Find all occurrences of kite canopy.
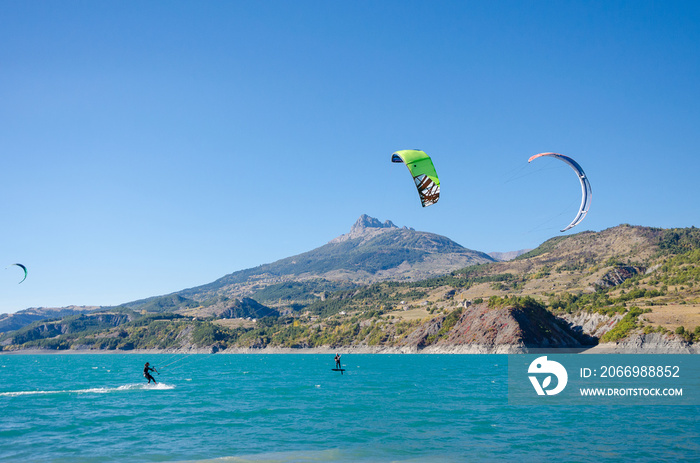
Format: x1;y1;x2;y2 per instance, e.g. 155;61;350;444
12;263;27;284
528;152;592;232
391;150;440;207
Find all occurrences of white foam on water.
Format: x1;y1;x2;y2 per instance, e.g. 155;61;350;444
0;382;175;397
172;448;346;463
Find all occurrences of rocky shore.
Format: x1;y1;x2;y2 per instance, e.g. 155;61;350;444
3;314;697;356
584;332;700;354
2;301;696;356
4;338;697;355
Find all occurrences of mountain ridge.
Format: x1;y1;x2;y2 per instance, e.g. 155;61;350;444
2;221;698;353
175;215;494;303
488;249;533;262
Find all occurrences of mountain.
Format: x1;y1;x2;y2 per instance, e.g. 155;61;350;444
2;215;494;333
398;299;586;352
0;311;135;348
174;214;495;304
488;249;533;261
2;222;698;353
0;306;99;334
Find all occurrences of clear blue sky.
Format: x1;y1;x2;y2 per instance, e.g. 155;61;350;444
1;1;699;313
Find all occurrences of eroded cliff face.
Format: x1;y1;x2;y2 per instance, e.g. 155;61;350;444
594;265;645;289
560;312;623;339
396;302;585;353
400;316;443;349
590;332;699;353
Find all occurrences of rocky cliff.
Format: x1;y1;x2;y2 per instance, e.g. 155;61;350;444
590;332;699;354
395;301;587;353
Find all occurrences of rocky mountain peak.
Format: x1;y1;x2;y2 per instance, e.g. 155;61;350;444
350;214;398;233
331;215;414;243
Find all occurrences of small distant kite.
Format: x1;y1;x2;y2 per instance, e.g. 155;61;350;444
528;152;592;232
391;149;440;207
11;263;28;284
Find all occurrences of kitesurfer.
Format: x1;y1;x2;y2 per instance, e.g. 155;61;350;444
143;362;158;384
334;353;342;369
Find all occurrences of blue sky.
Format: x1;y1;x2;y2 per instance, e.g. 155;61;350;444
1;1;699;313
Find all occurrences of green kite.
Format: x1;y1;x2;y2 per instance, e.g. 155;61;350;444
391;150;440;207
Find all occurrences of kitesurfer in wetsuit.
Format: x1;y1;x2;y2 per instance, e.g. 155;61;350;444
143;362;158;384
334;354;341;369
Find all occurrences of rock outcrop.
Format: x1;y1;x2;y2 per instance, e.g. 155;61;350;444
214;298;278;320
330;214;413;244
594;265;645;288
590;332;699;353
397;302;586;353
560;311;623;339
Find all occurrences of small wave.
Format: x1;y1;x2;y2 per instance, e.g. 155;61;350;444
173;448;346;463
0;383;175;397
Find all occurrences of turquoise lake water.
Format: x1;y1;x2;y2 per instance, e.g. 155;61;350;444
0;354;698;462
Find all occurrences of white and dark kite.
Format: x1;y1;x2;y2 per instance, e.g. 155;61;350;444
528;152;592;232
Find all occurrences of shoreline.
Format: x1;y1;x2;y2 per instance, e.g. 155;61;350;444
2;343;697;355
